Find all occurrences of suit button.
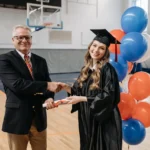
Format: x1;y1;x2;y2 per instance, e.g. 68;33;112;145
32;106;36;112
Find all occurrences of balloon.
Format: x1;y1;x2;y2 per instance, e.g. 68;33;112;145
120;32;147;62
127;62;133;74
118;93;136;120
109;29;125;54
138;96;150;104
109;53;128;81
121;75;132;93
136;33;150;63
121;6;148;33
132;102;150;127
109;44;121;54
128;72;150;100
122;119;146;145
119;86;123;92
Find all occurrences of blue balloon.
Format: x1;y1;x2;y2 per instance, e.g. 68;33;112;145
109;54;128;81
121;6;148;33
120;32;147;62
122;119;146;145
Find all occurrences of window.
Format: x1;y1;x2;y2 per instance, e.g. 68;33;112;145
129;0;148;31
130;0;148;13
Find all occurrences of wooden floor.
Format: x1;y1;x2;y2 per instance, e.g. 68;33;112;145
0;91;150;150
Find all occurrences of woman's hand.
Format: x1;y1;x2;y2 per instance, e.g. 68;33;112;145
66;96;87;104
58;82;71;93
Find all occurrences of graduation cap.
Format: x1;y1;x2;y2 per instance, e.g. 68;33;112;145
91;29;121;62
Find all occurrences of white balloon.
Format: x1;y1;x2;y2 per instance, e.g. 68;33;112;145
120;75;132;93
138;96;150;104
136;33;150;63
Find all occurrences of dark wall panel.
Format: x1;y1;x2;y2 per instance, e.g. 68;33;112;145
0;0;61;9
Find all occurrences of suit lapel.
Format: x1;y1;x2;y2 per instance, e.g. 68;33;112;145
12;50;33;80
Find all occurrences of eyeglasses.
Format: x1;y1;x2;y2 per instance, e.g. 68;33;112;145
13;36;32;41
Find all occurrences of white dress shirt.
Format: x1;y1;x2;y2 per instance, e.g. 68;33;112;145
15;49;31;61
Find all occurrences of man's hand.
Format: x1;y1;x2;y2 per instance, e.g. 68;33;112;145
47;82;62;93
44;98;56;110
57;82;71;93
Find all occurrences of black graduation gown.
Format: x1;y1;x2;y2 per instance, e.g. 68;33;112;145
71;63;122;150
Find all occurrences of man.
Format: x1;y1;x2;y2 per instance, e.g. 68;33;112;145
0;25;60;150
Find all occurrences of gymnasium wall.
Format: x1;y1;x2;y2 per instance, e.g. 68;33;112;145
0;0;145;73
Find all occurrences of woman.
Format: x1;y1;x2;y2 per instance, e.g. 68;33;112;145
60;29;122;150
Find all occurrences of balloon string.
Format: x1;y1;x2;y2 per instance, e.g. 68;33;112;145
128;145;130;150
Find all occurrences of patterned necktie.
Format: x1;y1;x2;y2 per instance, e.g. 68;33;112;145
24;54;33;78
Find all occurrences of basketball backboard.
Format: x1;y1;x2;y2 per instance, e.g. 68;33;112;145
27;1;63;30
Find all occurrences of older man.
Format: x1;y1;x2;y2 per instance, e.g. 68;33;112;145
0;25;59;150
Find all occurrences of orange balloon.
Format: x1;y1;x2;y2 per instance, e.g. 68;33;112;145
118;93;136;120
109;29;125;54
109;44;120;54
132;102;150;127
128;72;150;100
127;62;133;74
110;29;125;41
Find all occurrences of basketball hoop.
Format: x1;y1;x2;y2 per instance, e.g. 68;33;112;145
43;22;53;27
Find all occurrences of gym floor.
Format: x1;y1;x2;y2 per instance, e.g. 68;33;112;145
0;73;149;150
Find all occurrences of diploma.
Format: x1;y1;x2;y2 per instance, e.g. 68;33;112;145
42;99;70;107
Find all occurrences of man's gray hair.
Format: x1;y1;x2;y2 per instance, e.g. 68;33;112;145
12;25;32;37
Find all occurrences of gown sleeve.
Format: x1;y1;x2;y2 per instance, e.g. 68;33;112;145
89;63;120;123
70;77;82;113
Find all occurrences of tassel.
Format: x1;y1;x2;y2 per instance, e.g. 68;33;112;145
115;39;118;62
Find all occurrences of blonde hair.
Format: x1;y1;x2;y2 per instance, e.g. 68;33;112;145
12;25;31;37
77;40;110;90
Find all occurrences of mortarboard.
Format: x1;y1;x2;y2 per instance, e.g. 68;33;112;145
91;29;121;62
